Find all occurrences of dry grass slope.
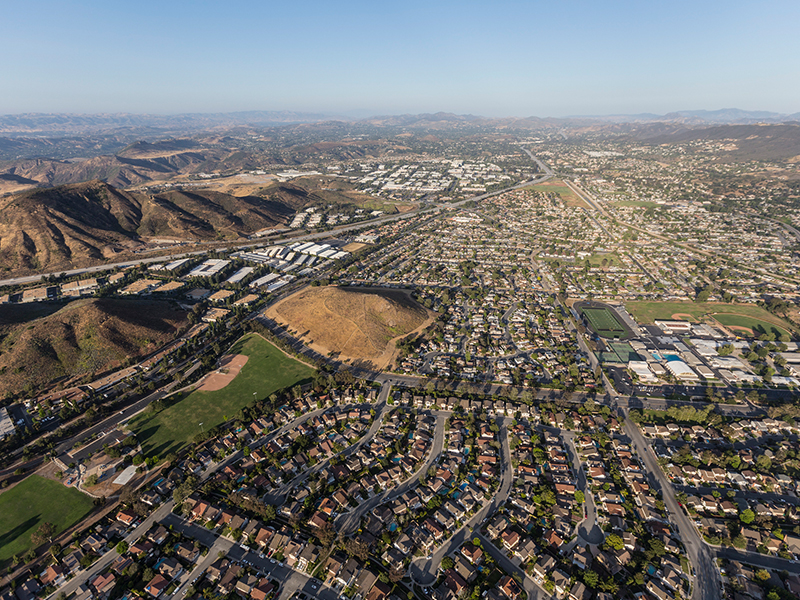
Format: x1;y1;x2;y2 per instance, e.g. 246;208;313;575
0;180;295;276
0;298;187;399
268;286;433;369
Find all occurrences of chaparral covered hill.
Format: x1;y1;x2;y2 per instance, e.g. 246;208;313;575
0;180;294;276
266;286;434;369
0;298;188;400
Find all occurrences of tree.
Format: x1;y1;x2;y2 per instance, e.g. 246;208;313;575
574;490;585;504
739;508;755;524
173;475;199;505
441;556;454;570
754;569;770;582
649;538;666;557
717;344;734;356
605;533;624;551
695;286;712;303
115;541;129;554
31;522;55;546
583;570;599;588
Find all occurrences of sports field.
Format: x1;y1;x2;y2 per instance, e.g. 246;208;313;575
600;341;640;363
611;200;662;209
711;313;791;339
130;334;314;458
530;179;587;207
580;306;630;339
0;475;94;564
626;301;795;339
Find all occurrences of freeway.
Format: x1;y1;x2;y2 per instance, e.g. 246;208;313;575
409;416;514;586
623;413;721;600
0;147;553;291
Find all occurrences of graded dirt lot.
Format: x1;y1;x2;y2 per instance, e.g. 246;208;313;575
198;354;249;391
343;242;370;252
266;285;435;369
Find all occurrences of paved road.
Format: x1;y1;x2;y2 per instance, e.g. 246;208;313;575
335;410;446;536
476;532;555;600
50;499;177;599
623;415;721;600
715;546;800;574
172;536;235;598
266;385;390;504
163;514;337;600
409;416;514;586
559;429;603;546
674;485;799;504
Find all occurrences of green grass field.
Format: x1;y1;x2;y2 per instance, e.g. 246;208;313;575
580;307;629;339
610;200;662;208
130;334;315;458
529;179;585;206
583;252;621;268
0;475;94;564
626;301;796;339
711;313;791;339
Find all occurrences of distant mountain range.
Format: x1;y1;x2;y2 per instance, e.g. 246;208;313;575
0;111;335;136
0;108;796;138
566;108;800;125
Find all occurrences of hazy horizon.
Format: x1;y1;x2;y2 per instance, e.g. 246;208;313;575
2;0;799;117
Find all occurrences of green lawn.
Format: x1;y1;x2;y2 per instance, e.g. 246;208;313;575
711;313;791;339
130;334;315;458
583;252;621;268
0;475;94;564
610;200;662;208
529;179;585;206
580;307;629;339
626;301;796;338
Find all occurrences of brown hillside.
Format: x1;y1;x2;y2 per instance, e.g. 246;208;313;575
0;181;145;274
0;298;187;399
0;180;294;276
267;286;434;369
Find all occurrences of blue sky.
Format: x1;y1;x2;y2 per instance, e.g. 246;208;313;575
2;0;798;117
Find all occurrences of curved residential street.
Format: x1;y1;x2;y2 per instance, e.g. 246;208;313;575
335;411;446;536
409;417;514;586
559;429;604;547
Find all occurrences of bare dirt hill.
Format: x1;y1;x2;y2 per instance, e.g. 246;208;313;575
0;298;187;400
266;286;434;369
